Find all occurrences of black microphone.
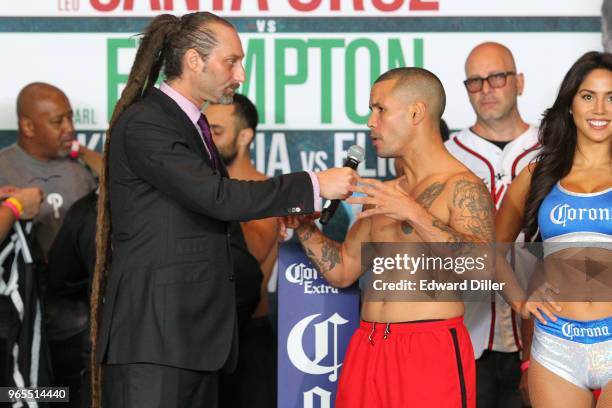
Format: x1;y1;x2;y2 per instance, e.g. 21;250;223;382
320;145;365;225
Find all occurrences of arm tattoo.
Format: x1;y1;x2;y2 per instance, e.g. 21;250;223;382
297;223;317;241
429;179;493;255
432;219;472;255
451;179;495;241
321;241;341;272
402;182;446;235
298;225;342;275
417;182;447;208
432;219;463;242
304;247;320;272
304;241;342;275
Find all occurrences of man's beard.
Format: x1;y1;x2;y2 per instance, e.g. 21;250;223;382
219;144;239;166
217;83;240;105
217;94;234;105
56;148;70;158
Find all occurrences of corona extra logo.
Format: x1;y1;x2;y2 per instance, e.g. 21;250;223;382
287;313;348;381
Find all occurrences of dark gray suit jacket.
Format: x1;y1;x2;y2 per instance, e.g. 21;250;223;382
97;87;313;371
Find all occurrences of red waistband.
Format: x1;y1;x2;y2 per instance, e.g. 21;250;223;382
359;316;464;333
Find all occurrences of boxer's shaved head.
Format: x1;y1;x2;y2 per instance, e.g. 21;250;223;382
374;67;446;120
368;67;447;158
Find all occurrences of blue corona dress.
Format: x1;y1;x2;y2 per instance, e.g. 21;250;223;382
531;182;612;390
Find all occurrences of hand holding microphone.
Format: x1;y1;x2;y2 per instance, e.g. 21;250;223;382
317;145;365;225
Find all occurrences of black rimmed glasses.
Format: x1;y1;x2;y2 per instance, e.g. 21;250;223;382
463;72;516;93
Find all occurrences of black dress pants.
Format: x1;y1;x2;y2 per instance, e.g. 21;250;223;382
102;362;218;408
219;316;276;408
48;330;87;408
476;350;525;408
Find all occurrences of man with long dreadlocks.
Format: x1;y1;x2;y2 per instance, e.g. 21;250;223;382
91;12;357;407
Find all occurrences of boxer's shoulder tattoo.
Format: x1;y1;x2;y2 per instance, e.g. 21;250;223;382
451;178;495;241
401;181;446;235
417;182;447;208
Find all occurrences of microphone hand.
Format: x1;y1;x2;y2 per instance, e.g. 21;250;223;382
317;144;364;225
316;167;358;200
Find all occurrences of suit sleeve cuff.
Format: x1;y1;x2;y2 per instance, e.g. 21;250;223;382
307;171;322;212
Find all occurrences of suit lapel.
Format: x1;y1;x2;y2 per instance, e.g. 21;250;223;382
145;88;217;170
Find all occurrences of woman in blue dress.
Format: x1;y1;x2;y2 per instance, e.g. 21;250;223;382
497;51;612;407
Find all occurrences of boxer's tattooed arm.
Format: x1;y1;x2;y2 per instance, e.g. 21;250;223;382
303;241;342;276
432;219;464;243
401;182;446;235
427;178;494;247
297;223;317;241
451;179;495;241
432;219;474;255
321;242;341;271
296;223;343;275
305;247;318;269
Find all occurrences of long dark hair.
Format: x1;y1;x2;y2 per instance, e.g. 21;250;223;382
523;51;612;237
91;12;233;408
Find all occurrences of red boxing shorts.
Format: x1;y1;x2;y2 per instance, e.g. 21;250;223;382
336;316;475;408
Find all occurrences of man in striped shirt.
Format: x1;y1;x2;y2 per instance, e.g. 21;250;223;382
445;42;540;408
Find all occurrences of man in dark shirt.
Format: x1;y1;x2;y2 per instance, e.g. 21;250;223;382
206;95;277;407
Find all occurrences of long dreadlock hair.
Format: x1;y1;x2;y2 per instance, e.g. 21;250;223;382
90;12;234;407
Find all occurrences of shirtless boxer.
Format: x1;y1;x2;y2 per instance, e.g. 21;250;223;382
286;67;495;408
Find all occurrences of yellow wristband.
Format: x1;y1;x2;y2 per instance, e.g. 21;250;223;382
5;197;23;214
2;200;21;220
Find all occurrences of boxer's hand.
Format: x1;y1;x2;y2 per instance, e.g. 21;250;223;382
316;168;358;200
278;216;295;241
12;187;44;220
279;213;320;241
347;177;415;221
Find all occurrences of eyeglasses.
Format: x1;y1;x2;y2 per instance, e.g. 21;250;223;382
463;72;516;93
